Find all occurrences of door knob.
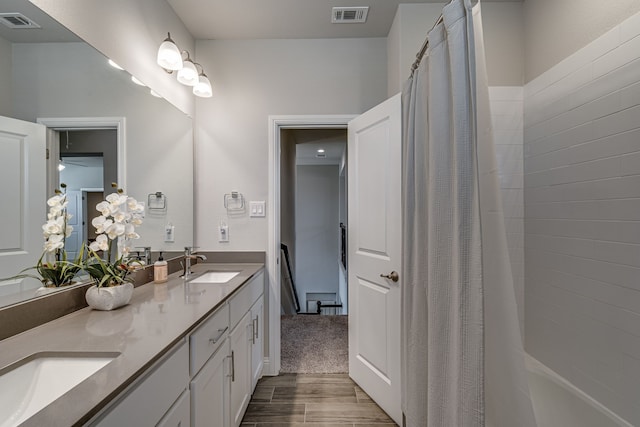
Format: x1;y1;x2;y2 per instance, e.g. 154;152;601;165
380;271;399;282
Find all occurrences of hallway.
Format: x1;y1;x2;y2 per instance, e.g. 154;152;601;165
241;373;398;426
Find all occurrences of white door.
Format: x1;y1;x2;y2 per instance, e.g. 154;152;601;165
0;116;46;295
64;190;84;260
348;93;402;424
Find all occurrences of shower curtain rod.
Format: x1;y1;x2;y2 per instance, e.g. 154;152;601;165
410;14;444;76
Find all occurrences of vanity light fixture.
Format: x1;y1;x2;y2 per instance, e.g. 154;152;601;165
193;71;213;98
157;32;212;97
177;55;199;86
156;32;182;71
317;149;325;153
57;160;65;171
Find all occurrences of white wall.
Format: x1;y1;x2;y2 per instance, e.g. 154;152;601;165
490;87;524;336
524;11;640;424
193;37;387;251
28;0;195;116
524;0;640;82
295;165;339;311
387;2;524;96
60;164;103;190
12;42;194;253
0;36;11;117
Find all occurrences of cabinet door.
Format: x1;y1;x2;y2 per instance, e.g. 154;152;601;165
229;311;251;427
250;295;264;391
190;340;230;427
157;389;190;427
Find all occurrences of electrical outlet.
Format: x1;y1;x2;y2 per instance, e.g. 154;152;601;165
219;224;229;242
164;224;175;242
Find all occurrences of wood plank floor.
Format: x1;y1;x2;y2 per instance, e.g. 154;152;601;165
241;374;398;426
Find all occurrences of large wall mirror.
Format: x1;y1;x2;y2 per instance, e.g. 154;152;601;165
0;0;194;308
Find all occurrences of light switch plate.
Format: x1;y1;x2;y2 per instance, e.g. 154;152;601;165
249;201;266;217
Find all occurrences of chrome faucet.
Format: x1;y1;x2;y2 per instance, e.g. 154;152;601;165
132;246;152;265
181;246;207;279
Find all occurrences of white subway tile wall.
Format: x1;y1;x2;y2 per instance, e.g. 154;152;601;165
490;86;525;337
524;10;640;425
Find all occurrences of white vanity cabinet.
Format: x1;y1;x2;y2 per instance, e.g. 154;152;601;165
190;340;230;427
229;311;252;427
191;269;264;427
250;295;264;390
228;271;264;427
87;269;264;427
88;340;189;427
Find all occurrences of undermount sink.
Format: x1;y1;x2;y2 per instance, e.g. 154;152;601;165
189;271;240;284
0;352;118;427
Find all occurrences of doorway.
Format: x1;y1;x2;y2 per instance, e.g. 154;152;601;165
267;115;355;376
279;128;347;374
39;117;125;259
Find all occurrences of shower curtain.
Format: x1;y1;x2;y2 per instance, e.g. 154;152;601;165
401;0;537;426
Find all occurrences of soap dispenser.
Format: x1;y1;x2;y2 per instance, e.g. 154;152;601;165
154;252;168;284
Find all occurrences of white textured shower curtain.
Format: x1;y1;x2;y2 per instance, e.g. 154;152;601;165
401;0;537;426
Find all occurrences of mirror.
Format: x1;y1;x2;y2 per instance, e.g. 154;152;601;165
0;0;193;308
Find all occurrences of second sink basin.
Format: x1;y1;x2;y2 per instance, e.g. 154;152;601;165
189;271;240;284
0;352;118;427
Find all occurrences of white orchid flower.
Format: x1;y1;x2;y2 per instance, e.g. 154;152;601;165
44;234;64;252
47;195;64;207
131;217;143;226
65;224;73;237
106;193;128;207
92;216;108;233
96;201;112;216
113;211;127;223
89;234;109;252
106;222;125;240
42;219;62;236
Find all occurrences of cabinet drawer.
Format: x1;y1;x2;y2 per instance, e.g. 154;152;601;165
190;304;230;376
157;389;190;427
229;271;264;329
91;340;188;427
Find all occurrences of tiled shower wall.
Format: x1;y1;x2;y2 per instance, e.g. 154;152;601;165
524;11;640;424
489;87;525;336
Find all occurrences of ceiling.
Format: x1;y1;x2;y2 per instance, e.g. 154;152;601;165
291;129;346;165
168;0;521;40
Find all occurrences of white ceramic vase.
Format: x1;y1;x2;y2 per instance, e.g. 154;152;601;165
85;282;134;311
34;286;64;297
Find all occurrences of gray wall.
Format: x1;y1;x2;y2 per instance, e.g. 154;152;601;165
280;130;297;273
0;36;11;117
193;37;387;251
524;0;640;82
295;165;339;311
60;130;117;192
387;2;525;96
524;10;640;424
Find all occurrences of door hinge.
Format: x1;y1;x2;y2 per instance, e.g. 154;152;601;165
46;148;49;160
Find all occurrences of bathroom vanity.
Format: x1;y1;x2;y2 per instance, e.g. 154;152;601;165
0;262;264;427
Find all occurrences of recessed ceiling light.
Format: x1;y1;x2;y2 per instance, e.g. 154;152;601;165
317;149;325;153
108;59;123;70
131;76;146;86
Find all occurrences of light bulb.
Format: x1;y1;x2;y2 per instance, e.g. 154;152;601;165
156;33;183;71
193;73;212;98
177;59;198;86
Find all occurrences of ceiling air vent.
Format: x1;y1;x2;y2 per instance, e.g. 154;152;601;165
332;7;369;24
0;13;41;29
316;153;327;158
